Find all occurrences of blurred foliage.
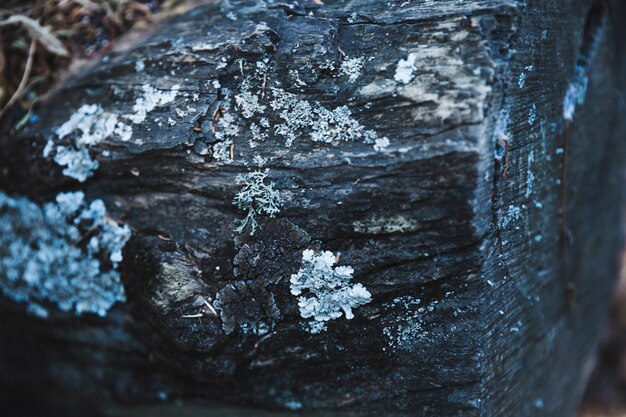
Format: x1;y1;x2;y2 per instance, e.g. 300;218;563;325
0;0;206;126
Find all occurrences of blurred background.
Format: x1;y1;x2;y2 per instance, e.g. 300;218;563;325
578;242;626;417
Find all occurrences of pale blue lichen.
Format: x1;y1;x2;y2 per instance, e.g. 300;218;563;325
45;145;99;183
563;65;589;121
233;170;283;235
339;57;364;83
269;88;378;146
235;80;267;119
0;191;131;317
211;87;240;162
125;84;180;124
216;58;384;153
498;204;524;228
306;321;328;334
43;104;127;182
290;249;372;331
44;84;179;181
527;103;537;126
135;60;145;73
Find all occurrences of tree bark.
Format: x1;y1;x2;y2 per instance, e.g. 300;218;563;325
1;1;625;416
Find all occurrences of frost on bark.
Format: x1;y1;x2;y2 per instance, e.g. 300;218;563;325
1;1;626;416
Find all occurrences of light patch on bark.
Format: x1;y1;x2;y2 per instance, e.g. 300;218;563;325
358;79;397;98
135;60;145;72
353;215;419;234
126;84;180;124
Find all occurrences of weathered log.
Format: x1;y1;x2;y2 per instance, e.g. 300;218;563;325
1;1;625;416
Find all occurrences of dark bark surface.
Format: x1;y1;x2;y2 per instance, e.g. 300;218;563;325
0;1;625;416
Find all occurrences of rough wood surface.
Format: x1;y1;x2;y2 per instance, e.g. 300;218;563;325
0;1;625;416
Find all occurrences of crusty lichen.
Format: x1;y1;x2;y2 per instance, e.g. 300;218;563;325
339;56;364;83
382;296;428;352
44;84;179;181
0;191;131;317
209;57;388;157
233;170;283;235
353;214;419;234
270;87;379;146
290;249;372;332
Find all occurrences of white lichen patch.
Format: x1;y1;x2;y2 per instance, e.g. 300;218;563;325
233;170;283;235
373;137;390;152
270;88;379;147
135;60;145;72
498;204;524;228
359;79;397;99
289;69;307;87
306;321;328;334
252;154;268;166
525;151;535;198
249;122;269;148
54;104;122;145
402;68;491;124
394;52;418;84
45;84;180;181
45;145;99;183
43;104;132;182
518;65;532;89
383;318;424;351
339;56;364;83
353;215;419;234
518;72;527;89
213;110;239;161
0;191;131;317
235;81;267;119
290;249;372;331
126;84;180;124
208;58;387;157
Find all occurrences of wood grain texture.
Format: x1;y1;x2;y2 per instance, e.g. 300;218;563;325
0;1;625;416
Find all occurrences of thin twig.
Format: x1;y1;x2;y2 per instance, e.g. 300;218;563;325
182;313;203;319
0;38;36;119
14;74;52;130
203;299;218;316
